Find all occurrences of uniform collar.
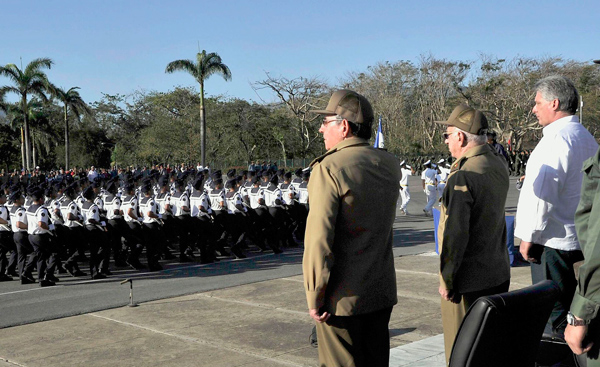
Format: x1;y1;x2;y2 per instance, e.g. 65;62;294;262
310;138;369;167
450;144;494;173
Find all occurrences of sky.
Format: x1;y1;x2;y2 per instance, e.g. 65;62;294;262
1;0;599;106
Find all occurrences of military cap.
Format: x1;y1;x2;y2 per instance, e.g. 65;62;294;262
82;186;95;200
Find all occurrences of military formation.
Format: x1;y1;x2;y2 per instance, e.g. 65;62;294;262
0;166;310;287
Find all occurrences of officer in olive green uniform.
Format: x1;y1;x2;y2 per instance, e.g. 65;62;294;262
565;147;600;362
303;90;401;367
435;104;511;363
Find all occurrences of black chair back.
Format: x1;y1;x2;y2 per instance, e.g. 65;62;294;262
449;280;560;367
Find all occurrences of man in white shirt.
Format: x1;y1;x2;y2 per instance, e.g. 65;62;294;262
515;75;598;338
87;166;98;182
421;160;437;216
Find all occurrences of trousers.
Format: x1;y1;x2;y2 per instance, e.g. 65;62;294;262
441;280;510;363
316;307;393;367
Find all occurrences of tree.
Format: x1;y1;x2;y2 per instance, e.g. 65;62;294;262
50;86;92;169
0;58;53;170
165;50;232;167
253;74;328;159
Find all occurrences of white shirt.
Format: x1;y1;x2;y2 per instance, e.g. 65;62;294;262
87;170;98;182
515;115;598;251
421;168;437;186
400;168;412;186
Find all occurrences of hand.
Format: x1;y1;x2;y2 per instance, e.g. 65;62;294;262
439;286;461;304
565;323;593;355
309;308;331;323
519;241;539;263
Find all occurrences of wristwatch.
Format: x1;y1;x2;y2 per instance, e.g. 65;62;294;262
567;312;591;326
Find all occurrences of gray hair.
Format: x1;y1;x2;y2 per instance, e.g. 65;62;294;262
534;75;579;115
334;114;371;139
456;128;487;146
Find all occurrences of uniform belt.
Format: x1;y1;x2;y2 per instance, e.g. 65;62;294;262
426;184;435;187
439;181;447;184
400;184;408;187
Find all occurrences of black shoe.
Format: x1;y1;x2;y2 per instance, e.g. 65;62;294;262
114;259;128;267
21;276;36;285
179;255;193;263
56;265;67;274
272;247;283;254
76;254;89;262
6;270;19;277
148;263;163;272
102;269;113;276
231;245;246;259
39;279;56;287
184;248;196;258
64;262;78;277
45;274;60;282
91;273;107;280
162;252;176;260
126;259;145;270
0;274;13;282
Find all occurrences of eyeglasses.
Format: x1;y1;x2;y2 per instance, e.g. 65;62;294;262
443;131;459;140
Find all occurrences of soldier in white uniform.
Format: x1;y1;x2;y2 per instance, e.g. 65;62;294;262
26;187;58;287
81;186;109;279
10;191;36;284
399;161;413;215
225;179;248;259
139;181;163;271
121;183;145;270
171;178;194;262
209;174;232;257
189;175;216;263
60;185;87;277
437;160;451;205
0;193;17;281
421;160;438;216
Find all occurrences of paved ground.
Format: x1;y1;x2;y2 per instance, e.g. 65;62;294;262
0;175;530;366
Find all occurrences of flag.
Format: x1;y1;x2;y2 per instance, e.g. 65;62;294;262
374;116;385;149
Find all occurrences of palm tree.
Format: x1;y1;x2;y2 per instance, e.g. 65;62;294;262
50;86;92;169
0;58;53;170
165;50;231;166
5;99;54;169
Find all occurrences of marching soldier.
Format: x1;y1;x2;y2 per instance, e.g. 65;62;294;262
0;193;17;280
138;181;163;271
171;178;194;262
103;180;128;267
224;179;247;259
81;186;109;279
189;175;216;263
121;183;145;270
60;185;87;277
10;191;36;284
26;187;59;287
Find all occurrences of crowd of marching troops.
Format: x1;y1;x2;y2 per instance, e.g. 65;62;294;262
0;166;310;287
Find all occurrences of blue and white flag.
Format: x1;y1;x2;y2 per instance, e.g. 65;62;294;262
374;116;385;149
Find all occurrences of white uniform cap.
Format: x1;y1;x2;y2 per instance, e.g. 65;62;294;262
437;159;445;164
400;160;405;166
424;160;431;166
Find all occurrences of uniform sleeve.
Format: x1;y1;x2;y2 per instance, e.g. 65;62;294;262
37;208;49;225
302;162;339;310
439;171;473;291
571;152;600;320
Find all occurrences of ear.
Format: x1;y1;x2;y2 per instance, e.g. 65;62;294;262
341;119;351;137
550;98;560;111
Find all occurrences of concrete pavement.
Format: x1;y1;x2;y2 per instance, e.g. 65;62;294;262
0;252;533;367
